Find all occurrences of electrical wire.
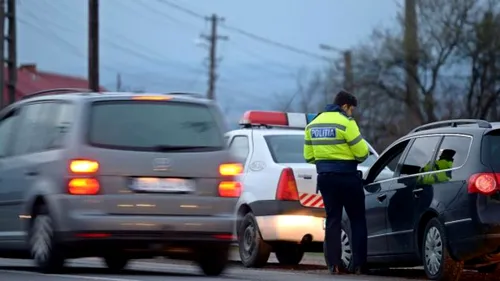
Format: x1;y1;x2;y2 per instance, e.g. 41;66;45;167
156;0;329;61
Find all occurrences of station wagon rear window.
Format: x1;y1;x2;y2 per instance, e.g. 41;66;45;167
264;134;377;166
482;130;500;170
88;101;224;151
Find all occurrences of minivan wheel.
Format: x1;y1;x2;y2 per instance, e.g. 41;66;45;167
29;205;65;273
275;245;304;265
103;255;129;272
197;245;229;276
238;213;271;268
422;218;463;281
323;227;352;271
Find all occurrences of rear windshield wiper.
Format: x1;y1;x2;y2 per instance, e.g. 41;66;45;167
151;145;214;151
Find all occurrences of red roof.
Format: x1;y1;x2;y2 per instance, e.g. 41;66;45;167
3;64;106;104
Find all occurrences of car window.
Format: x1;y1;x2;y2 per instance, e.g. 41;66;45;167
264;135;304;163
367;140;410;183
88;101;224;151
0;110;19;157
46;103;74;149
437;136;470;169
399;136;441;177
229;136;250;165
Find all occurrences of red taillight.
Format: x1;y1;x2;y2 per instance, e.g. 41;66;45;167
70;159;99;174
276;168;299;200
468;173;499;195
68;178;100;195
218;163;243;197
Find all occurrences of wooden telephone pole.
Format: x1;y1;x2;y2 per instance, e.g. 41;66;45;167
201;14;227;100
5;0;16;105
88;0;99;91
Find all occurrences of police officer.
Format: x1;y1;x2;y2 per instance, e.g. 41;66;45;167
303;90;369;275
418;149;456;184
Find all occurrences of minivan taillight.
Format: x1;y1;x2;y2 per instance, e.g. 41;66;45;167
218;163;243;198
468;173;500;195
68;159;100;195
276;168;299;201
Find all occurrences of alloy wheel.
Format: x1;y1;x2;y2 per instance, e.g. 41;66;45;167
424;226;443;276
341;229;352;267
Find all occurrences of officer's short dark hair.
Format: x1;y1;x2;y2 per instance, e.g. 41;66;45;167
333;90;358;107
440;149;456;161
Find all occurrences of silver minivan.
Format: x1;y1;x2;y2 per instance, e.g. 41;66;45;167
0;89;240;276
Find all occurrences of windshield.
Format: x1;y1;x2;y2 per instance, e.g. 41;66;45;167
88;101;224;151
264;134;377;167
482;132;500;170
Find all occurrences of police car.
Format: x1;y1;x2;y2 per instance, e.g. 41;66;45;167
226;110;387;268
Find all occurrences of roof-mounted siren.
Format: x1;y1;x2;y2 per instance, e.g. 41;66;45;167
239;110;319;129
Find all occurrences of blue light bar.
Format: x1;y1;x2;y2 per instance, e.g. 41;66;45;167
306;113;318;123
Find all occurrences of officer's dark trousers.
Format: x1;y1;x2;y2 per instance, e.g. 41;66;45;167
318;172;367;269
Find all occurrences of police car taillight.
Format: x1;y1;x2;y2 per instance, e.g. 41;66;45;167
276;168;299;201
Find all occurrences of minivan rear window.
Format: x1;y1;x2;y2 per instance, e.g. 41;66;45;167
88;101;224;151
482;131;500;169
264;134;377;166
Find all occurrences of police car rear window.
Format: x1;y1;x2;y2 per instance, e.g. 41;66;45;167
88;100;224;151
265;135;305;163
264;134;377;166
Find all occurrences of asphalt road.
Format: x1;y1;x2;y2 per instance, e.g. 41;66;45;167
0;257;496;281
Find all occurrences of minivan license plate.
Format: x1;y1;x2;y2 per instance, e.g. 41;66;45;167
131;178;195;193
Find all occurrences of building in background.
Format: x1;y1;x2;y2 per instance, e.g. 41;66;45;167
2;64;106;104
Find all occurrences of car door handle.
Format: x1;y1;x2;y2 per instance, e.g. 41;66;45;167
413;188;424;193
376;194;387;202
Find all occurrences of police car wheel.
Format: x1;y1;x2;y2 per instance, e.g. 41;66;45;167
323;224;352;271
238;213;271;268
29;204;65;273
422;218;463;281
275;245;304;265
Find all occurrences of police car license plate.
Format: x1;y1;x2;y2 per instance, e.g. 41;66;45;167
323;219;326;230
131;178;195;193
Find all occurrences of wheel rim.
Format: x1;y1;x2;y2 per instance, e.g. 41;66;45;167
341;229;352;267
424;226;443;276
30;215;53;263
241;224;256;259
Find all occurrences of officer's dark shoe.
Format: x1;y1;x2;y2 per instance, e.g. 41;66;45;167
328;265;348;275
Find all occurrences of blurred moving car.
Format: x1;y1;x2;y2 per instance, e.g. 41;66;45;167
225;110;381;268
336;119;500;280
0;88;240;276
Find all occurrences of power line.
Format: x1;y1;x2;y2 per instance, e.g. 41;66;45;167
156;0;328;61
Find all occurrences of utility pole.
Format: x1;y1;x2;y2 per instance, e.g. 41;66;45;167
88;0;99;91
404;0;420;124
116;73;122;91
0;0;5;108
343;50;354;92
319;44;354;92
201;14;228;100
5;0;15;105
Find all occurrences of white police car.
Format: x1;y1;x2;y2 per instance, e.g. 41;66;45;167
226;110;385;268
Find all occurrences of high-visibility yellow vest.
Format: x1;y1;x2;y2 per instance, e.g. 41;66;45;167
417;159;453;184
303;110;369;170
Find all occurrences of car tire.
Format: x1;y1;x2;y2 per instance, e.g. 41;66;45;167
275;245;304;265
29;204;65;273
323;222;353;272
103;255;129;272
197;245;229;276
422;218;463;281
238;213;271;268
